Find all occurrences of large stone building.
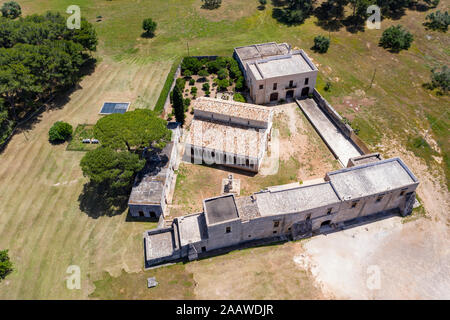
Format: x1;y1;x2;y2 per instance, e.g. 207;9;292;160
183;97;273;172
143;156;419;267
128;123;181;218
234;42;318;104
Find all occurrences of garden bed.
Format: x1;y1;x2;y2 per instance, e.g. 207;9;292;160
66;124;99;152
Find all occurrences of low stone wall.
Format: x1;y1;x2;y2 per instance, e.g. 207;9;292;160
312;89;370;156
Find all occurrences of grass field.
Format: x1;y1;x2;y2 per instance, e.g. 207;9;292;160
0;0;448;299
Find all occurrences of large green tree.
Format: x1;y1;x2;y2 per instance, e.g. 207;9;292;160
0;249;13;280
94;109;172;152
379;25;414;52
1;1;21;19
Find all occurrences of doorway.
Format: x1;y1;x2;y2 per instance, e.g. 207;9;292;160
270;92;278;102
301;87;310;96
286;90;294;99
320;220;332;231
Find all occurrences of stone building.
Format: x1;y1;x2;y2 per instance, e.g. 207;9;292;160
234;42;318;104
143;156;419;267
183;97;273;172
128;123;181;218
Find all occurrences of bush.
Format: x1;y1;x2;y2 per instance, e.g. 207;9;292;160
324;81;332;91
217;68;228;80
182;57;203;74
235;76;245;91
184;98;191;111
233;93;246;102
424;10;449;32
176;78;186;91
190;86;197;94
379;25;414;52
189;78;195;86
142;18;157;37
313;35;330;53
202;82;210;91
201;0;222;10
49;121;73;143
184;69;193;78
154;59;180;114
215;78;229;91
198;69;209;78
429;66;449;94
0;249;13;280
1;1;21;19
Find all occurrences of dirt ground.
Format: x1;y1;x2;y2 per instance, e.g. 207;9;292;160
294;141;450;299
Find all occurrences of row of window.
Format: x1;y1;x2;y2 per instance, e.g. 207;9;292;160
350;188;410;208
190;148;256;168
259;78;309;90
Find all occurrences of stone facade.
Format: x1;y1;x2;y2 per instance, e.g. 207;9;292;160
234;42;318;104
143;157;419;268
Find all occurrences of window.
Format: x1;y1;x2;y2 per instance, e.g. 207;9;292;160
259;84;264;90
201;246;206;253
248;235;251;238
289;80;294;87
273;230;277;234
288;227;291;231
226;226;231;234
400;188;408;196
273;83;277;90
150;211;156;218
139;211;144;217
273;220;280;228
327;208;332;215
306;214;311;220
305;78;309;85
351;201;358;208
245;159;250;167
376;196;383;203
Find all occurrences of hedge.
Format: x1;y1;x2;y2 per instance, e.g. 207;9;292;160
154;58;182;114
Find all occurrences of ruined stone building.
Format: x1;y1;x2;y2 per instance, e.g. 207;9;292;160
183;97;273;172
143;156;419;267
234;42;318;104
128;123;181;218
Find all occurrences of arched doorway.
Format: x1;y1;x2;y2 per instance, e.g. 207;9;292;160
320;220;332;231
270;92;278;102
301;87;310;96
286;90;294;99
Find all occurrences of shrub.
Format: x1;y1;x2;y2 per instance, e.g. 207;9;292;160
379;25;414;52
49;121;73;143
142;18;157;37
181;57;203;74
217;68;228;80
1;1;21;19
205;90;211;96
201;0;222;10
184;69;193;78
233;93;246;102
206;58;227;74
172;85;185;124
215;78;229;91
313;35;330;53
202;82;210;91
324;81;332;91
184;98;191;111
0;249;13;280
155;59;180;114
424;10;449;32
429;66;449;94
198;69;209;78
189;78;195;86
176;78;186;91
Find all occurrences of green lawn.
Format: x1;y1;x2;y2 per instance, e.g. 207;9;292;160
66;124;98;152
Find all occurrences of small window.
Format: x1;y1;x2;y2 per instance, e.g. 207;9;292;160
327;208;332;215
306;214;311;220
245;159;250;166
150;211;156;218
305;78;309;85
273;220;280;228
288;227;291;231
139;211;144;217
289;80;294;87
226;226;231;234
259;84;264;90
273;230;277;234
273;83;277;90
201;246;206;253
248;235;251;238
376;196;383;203
351;201;358;208
211;151;215;158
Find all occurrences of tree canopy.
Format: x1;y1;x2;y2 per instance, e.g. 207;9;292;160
201;0;222;10
142;18;157;37
313;35;331;53
172;85;185;124
424;10;449;32
48;121;73;143
1;1;21;19
0;249;13;280
379;25;414;52
94;109;172;152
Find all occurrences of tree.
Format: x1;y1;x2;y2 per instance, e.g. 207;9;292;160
172;85;185;124
202;82;210;91
233;93;246;102
201;0;222;10
424;11;449;32
0;249;13;280
94;109;171;152
379;25;414;52
1;1;21;19
0;99;13;145
429;66;449;94
198;69;209;78
313;35;331;53
273;0;314;25
80;147;145;190
376;0;411;18
181;57;203;75
217;68;228;80
142;18;157;37
48;121;73;142
258;0;267;9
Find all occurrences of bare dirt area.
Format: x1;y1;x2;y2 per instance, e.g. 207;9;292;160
295;140;450;299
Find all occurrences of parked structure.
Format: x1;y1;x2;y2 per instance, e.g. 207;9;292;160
183;97;273;172
234;42;318;104
128;123;181;218
143;156;419;267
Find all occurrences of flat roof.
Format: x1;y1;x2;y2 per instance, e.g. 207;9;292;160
204;195;239;225
178;213;208;246
235;42;291;62
249;54;313;80
187;119;266;158
255;182;340;216
145;230;175;259
235;196;260;220
194;97;272;123
327;158;418;200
